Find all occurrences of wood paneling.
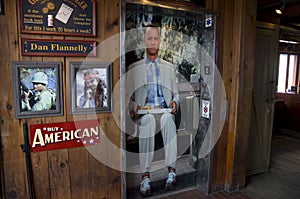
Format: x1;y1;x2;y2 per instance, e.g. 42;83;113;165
209;0;257;193
0;0;28;198
208;0;233;192
0;0;263;197
275;93;300;132
0;0;121;199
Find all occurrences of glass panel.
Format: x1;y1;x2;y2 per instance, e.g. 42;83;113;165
122;2;218;197
277;54;288;92
125;3;216;80
287;55;298;91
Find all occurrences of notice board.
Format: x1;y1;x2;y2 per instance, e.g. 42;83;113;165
18;0;96;36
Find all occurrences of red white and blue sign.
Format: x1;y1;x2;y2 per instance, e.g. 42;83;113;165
30;120;100;152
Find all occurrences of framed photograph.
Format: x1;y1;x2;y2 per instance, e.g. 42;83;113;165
12;62;63;118
70;62;112;114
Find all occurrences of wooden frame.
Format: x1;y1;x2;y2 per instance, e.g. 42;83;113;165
70;62;112;114
277;52;300;93
152;0;205;8
12;61;63;118
18;0;96;36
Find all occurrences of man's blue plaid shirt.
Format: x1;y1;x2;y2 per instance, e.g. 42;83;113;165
145;58;167;108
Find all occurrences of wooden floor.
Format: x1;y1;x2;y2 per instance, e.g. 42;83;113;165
241;131;300;199
148;131;300;199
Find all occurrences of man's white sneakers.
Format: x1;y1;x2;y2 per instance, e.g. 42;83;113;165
140;176;151;197
165;171;176;189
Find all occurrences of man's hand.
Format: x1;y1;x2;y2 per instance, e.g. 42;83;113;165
85;89;93;100
169;101;177;114
23;91;32;110
133;104;141;119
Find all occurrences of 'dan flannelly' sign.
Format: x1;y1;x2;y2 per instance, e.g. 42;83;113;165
30;120;100;152
19;0;96;36
21;38;96;56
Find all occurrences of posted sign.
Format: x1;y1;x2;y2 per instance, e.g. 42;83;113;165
30;120;100;152
19;0;96;36
21;38;96;57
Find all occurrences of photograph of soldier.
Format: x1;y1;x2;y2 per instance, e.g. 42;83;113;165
21;71;56;111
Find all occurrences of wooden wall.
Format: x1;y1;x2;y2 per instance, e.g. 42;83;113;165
0;0;121;199
275;93;300;132
208;0;257;193
0;0;260;198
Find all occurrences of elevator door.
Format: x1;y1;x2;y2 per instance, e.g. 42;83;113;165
121;1;217;198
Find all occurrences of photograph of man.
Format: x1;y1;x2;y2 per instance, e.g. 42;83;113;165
127;24;180;197
78;69;107;108
22;71;56;111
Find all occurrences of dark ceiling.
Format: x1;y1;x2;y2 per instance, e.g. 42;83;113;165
257;0;300;41
257;0;300;29
257;0;300;31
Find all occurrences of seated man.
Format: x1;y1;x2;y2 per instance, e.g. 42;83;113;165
127;24;179;197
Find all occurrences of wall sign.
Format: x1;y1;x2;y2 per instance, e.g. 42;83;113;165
201;100;210;119
21;38;96;56
18;0;96;36
30;120;101;152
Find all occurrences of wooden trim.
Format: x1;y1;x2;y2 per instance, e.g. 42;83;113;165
285;54;291;90
225;0;257;191
209;0;257;193
296;56;300;87
126;0;216;15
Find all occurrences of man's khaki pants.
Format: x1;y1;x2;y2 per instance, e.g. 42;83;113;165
138;113;177;173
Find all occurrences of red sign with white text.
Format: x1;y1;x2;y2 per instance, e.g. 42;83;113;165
30;120;100;152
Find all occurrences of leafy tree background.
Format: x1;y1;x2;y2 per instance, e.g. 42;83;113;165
125;3;215;82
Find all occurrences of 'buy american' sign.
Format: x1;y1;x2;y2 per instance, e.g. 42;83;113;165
30;120;100;152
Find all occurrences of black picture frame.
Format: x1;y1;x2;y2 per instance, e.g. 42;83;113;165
12;61;63;118
70;62;112;114
0;0;4;15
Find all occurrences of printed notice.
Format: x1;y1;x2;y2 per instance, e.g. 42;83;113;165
20;0;95;36
55;3;73;24
201;100;210;119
